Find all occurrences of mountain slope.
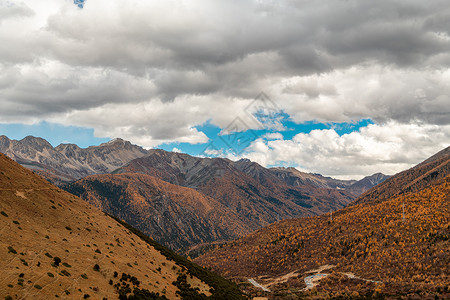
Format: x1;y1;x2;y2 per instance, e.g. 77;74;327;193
0;136;148;183
195;148;450;299
60;149;359;253
354;145;449;205
63;173;249;251
116;150;356;225
0;153;245;299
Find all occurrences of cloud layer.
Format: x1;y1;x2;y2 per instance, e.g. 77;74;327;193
1;0;449;177
239;121;450;179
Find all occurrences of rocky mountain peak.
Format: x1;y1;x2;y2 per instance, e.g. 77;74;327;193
55;143;81;151
19;135;53;151
0;135;11;147
104;137;126;145
237;158;251;163
96;138;133;149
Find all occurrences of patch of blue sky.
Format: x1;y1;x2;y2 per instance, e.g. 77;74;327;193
0;121;109;148
280;117;374;139
74;0;85;9
159;118;375;157
0;117;374;156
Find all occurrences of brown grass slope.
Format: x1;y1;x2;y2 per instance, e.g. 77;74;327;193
196;151;450;298
0;153;245;299
63;173;249;252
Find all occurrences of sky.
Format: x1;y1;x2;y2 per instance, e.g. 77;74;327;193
0;0;449;179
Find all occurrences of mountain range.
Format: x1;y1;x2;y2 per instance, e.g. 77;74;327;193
65;148;388;252
1;135;389;252
0;136;388;195
0;152;245;299
196;146;450;299
0;136;148;183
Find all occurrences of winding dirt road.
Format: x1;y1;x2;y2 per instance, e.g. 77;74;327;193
248;278;271;292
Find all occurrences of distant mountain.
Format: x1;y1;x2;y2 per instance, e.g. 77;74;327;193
268;167;390;196
0;153;245;299
114;149;237;188
63;173;249;252
114;150;357;225
345;172;390;196
0;136;148;183
0;135;387;195
195;146;450;299
268;166;356;189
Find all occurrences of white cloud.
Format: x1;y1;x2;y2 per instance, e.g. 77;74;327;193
263;132;283;140
239;122;450;179
48;97;212;148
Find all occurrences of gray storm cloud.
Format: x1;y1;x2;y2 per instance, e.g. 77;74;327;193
1;1;450;118
0;0;449;176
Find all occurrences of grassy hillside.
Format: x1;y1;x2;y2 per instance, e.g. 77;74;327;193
0;153;245;299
